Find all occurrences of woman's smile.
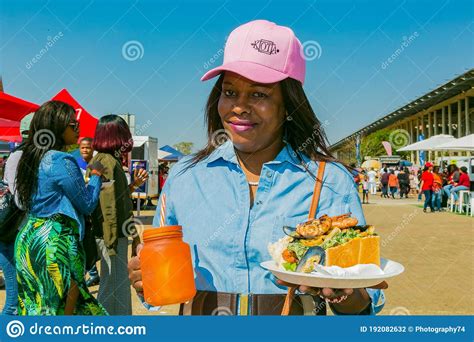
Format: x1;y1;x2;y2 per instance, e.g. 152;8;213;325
227;119;257;133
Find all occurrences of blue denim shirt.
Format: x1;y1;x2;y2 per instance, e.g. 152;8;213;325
152;141;385;314
29;150;102;240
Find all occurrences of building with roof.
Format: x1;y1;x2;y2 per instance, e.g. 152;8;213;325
330;69;473;165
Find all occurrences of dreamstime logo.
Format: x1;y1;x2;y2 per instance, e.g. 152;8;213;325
300;40;322;61
121;217;144;238
382;209;417;248
122;40;144;61
203;209;240;247
388;129;410;149
211;306;233;316
33;129;56;149
25;31;64;70
203;48;224;70
290;120;330;157
210;129;232;148
381;32;419;70
114;138;134;158
390;306;411;315
6;320;25;338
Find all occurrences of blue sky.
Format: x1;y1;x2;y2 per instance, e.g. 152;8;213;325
1;0;473;150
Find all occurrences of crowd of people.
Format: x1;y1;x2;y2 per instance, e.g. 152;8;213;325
0;102;148;315
353;162;470;213
354;165;416;203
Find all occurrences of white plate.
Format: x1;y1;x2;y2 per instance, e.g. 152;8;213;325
260;258;404;289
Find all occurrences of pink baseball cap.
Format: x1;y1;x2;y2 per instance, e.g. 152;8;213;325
201;20;306;85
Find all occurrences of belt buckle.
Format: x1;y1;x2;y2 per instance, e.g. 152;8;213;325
238;293;250;316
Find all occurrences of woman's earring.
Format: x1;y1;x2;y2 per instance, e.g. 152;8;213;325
286;113;293;121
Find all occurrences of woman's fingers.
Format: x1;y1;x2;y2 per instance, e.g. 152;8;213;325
128;256;143;292
136;243;144;257
298;285;321;296
277;278;367;301
134;281;143;292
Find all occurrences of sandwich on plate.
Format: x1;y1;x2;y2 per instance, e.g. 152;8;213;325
268;213;380;273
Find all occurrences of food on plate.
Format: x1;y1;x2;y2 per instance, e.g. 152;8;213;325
268;213;380;273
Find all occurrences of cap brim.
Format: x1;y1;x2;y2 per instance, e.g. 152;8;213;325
201;61;289;84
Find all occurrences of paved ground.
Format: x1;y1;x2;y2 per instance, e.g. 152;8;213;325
1;194;472;315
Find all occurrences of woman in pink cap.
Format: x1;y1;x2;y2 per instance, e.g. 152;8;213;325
129;20;386;315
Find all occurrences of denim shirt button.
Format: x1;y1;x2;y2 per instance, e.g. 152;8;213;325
265;171;272;178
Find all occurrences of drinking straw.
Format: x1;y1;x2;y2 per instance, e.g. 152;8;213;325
159;193;166;227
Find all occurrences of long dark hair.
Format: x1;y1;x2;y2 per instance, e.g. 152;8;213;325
16;101;75;209
93;115;133;158
186;74;337;176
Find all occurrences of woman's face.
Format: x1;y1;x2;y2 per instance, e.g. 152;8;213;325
62;117;79;145
217;72;286;153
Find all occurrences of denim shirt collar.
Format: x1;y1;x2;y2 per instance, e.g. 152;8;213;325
206;140;308;171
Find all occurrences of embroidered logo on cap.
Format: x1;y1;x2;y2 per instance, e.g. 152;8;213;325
251;39;279;55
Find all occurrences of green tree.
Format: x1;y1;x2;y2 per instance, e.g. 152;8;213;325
173;142;194;155
361;128;409;159
360;129;391;159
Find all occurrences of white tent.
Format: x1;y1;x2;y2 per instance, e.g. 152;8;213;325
157;150;171;159
397;134;456;151
436;134;474;151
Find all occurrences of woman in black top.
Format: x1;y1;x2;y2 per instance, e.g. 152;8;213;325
397;167;410;199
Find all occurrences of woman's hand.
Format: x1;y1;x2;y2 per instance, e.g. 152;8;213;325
276;279;388;311
88;161;106;177
131;236;141;257
133;168;149;188
128;243;143;293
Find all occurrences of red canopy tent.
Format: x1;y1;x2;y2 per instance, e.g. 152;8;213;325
0;118;21;142
0;92;39;122
0;89;99;142
0;92;39;142
51;89;98;139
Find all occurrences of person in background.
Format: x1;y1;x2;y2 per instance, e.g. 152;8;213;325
431;166;443;212
87;115;147;315
419;162;435;213
450;166;470;204
75;137;101;288
417;168;423;201
361;174;369;204
397;167;410;199
388;170;399;199
367;168;377;195
76;137;94;175
443;164;460;200
158;164;167;194
380;168;389;198
409;169;418;195
0;113;33;315
14;101;107;315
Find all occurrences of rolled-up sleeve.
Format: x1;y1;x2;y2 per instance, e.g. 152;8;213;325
54;154;102;215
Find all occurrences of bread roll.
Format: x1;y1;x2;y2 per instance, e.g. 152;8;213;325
325;236;380;268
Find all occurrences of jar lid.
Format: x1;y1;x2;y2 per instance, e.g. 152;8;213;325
143;225;183;241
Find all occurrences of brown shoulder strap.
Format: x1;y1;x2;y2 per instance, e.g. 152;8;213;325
281;161;326;316
308;161;326;220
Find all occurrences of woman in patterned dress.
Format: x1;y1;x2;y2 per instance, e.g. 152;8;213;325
14;101;107;315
